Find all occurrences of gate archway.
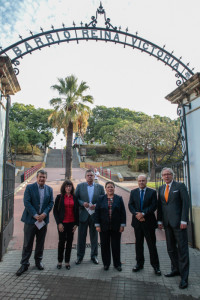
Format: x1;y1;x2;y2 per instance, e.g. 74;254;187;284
0;2;197;249
0;2;194;87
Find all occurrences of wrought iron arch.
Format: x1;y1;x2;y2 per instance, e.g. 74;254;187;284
0;2;194;86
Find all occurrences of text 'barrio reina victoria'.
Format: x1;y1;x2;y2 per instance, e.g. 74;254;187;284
10;28;191;80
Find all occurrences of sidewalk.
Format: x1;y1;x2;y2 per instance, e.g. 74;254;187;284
0;167;199;299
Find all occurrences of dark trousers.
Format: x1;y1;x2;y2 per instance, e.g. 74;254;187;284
100;230;121;267
58;222;74;263
21;223;47;266
77;216;98;259
165;225;189;281
134;224;160;269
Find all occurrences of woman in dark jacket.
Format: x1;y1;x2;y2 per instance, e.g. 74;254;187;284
95;181;126;271
53;180;79;269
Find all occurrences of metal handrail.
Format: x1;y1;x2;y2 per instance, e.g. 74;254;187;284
24;163;43;181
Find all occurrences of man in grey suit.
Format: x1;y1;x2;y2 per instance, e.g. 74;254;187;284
75;169;105;264
16;170;54;276
157;167;189;289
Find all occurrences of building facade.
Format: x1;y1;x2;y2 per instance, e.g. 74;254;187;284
166;73;200;249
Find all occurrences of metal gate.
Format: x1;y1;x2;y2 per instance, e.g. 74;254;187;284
0;162;15;260
0;96;15;261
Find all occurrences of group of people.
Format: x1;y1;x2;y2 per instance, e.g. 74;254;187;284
16;167;190;289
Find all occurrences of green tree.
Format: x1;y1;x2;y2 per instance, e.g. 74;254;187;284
26;130;41;157
49;75;93;179
9;121;28;154
85;105;148;142
121;144;137;165
116;117;181;178
9;103;54;152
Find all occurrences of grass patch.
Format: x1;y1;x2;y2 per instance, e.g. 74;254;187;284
147;181;163;189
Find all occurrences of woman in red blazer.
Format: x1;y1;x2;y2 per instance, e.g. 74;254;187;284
53;180;79;270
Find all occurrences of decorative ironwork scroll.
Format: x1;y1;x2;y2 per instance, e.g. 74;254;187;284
0;2;194;85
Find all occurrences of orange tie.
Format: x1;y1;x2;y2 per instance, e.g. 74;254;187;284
165;184;169;202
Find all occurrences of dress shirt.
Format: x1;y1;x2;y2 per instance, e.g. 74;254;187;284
34;184;46;218
139;188;146;215
87;182;94;203
63;194;75;223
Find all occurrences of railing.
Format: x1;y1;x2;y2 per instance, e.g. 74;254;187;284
85;163;111;180
24;163;43;181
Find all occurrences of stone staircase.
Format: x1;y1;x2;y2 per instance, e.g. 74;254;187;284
46;148;79;168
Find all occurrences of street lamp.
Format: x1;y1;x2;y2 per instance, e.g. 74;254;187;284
60;138;63;168
147;144;151;179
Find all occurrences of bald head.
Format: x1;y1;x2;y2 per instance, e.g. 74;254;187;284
137;174;147;189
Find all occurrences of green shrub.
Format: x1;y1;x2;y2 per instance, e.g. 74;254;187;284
87;149;98;161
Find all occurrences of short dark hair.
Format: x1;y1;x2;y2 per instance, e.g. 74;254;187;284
105;181;115;188
85;169;94;176
60;180;75;196
37;169;47;177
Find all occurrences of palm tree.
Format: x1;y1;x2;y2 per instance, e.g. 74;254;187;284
49;75;93;179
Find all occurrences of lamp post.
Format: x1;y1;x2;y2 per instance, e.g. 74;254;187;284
60;138;63;168
147;144;151;180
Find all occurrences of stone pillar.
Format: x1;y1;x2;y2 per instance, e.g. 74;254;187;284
0;56;20;259
166;73;200;249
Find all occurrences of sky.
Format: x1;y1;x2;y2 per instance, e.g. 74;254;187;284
1;0;200;147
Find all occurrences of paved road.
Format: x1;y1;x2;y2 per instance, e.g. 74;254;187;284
11;167;165;250
1;167;198;299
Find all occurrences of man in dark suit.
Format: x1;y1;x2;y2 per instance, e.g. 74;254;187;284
128;174;161;275
16;170;54;276
75;169;105;265
157;167;189;289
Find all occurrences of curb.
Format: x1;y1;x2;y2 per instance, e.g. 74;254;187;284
14;168;42;194
82;167;131;193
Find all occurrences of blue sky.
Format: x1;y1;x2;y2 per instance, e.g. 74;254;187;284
1;0;200;147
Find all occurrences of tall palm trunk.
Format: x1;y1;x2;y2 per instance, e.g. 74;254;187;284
65;121;73;179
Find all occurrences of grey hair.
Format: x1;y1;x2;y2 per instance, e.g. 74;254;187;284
137;174;147;180
37;169;47;177
161;167;174;177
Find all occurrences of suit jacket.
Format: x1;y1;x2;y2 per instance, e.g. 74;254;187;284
157;181;189;228
21;182;54;224
128;187;157;229
75;182;105;223
53;194;79;226
95;194;126;232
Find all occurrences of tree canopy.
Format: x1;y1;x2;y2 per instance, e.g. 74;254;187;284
9;103;54;155
85;106;181;165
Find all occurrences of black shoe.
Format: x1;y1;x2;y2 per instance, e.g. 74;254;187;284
179;279;188;289
75;258;82;265
115;266;122;272
65;265;71;270
132;264;143;272
57;264;62;269
154;267;162;276
164;270;180;277
104;265;109;271
35;262;44;270
16;265;28;276
91;257;99;264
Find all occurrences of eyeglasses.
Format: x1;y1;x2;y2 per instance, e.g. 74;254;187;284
162;173;172;176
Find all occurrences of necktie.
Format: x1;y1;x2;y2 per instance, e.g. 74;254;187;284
165;184;169;202
140;189;144;210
